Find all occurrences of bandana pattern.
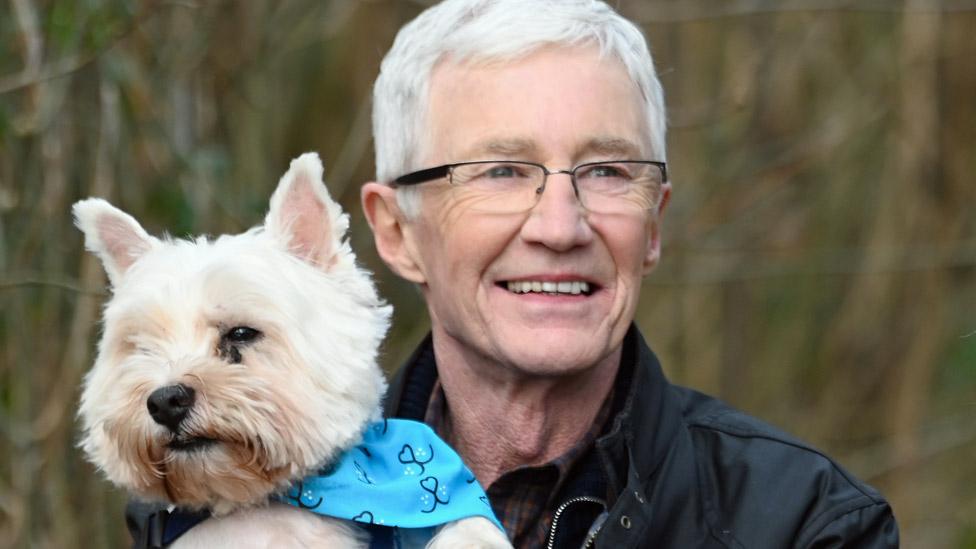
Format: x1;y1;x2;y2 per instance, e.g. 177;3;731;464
277;418;503;542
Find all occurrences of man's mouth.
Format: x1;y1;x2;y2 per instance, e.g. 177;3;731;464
168;436;218;452
503;280;595;296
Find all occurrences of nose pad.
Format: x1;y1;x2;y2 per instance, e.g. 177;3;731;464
534;172;580;201
147;384;195;432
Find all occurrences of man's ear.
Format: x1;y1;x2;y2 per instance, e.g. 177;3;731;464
643;182;672;274
361;182;426;284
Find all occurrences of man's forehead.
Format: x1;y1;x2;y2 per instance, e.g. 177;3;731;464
422;45;651;164
457;136;645;162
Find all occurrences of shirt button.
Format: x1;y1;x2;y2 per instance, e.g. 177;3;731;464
620;515;632;529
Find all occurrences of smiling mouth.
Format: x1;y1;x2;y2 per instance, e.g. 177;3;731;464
503;280;595;296
168;436;218;452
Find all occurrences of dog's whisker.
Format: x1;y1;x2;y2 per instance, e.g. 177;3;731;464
185;372;207;394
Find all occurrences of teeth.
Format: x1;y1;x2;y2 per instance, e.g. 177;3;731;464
506;281;591;295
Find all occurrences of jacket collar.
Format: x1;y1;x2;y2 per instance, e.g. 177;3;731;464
384;325;681;503
595;325;681;499
384;332;437;420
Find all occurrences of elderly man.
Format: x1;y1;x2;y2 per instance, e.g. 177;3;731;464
129;0;898;547
359;0;898;548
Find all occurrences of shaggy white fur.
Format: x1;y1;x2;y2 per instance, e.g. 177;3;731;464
74;153;511;548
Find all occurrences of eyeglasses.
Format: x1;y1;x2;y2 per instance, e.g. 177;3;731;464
392;160;667;214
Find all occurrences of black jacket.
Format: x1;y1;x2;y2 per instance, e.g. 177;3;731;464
128;326;898;548
386;326;899;548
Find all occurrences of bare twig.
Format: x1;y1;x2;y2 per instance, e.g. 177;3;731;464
627;0;976;23
0;55;88;96
326;94;373;201
842;412;976;482
0;0;177;95
0;482;26;549
647;239;976;286
0;274;105;296
10;0;44;82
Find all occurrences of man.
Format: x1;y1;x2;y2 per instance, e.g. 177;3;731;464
130;0;898;547
359;0;898;547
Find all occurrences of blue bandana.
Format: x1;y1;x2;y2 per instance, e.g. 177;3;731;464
276;419;503;546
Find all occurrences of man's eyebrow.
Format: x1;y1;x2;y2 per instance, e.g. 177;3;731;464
461;138;539;159
580;137;643;158
458;136;642;160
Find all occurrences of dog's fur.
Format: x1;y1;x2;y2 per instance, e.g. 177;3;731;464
75;154;510;548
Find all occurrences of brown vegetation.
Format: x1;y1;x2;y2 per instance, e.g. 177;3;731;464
1;1;974;547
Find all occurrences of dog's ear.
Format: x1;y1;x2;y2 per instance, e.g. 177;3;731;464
73;198;158;286
265;152;348;270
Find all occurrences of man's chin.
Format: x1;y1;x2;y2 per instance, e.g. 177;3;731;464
489;334;619;379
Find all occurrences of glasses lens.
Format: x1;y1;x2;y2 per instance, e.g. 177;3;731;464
449;161;545;213
443;160;664;214
573;162;664;212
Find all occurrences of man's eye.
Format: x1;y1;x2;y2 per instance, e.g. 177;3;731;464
483;165;522;178
583;164;629;179
223;326;261;344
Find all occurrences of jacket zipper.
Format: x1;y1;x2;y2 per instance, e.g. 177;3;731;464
546;496;606;549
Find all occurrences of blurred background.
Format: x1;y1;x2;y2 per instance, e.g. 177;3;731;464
1;0;974;547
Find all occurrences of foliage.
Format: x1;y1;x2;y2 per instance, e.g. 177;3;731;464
1;1;974;547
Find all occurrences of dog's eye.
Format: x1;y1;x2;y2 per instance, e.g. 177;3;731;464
224;326;261;344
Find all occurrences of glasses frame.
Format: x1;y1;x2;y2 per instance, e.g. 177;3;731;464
392;159;668;187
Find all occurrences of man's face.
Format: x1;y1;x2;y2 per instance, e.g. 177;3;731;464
400;46;668;377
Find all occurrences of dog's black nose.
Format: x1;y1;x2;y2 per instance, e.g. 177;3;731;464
147;384;195;432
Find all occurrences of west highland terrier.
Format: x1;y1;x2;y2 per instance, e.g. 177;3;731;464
74;153;511;548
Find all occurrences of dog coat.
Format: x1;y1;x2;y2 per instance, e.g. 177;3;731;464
277;418;505;547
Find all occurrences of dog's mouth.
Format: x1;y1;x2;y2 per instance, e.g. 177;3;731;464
167;436;218;452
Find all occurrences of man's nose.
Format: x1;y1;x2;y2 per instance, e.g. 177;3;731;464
519;173;593;251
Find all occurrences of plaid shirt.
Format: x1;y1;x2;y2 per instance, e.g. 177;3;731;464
424;382;613;549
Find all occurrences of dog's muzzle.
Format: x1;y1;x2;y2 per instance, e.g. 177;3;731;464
147;384;195;432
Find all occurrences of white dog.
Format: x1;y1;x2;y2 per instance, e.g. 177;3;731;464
74;153;511;548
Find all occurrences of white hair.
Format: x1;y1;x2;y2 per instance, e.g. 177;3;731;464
372;0;667;216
